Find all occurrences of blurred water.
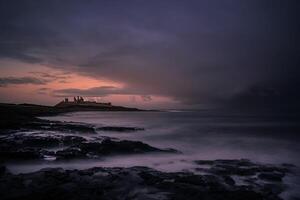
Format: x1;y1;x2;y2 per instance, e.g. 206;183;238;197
6;110;300;199
7;110;300;172
40;110;300;164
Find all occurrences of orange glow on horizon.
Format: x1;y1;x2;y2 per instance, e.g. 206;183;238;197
0;61;178;108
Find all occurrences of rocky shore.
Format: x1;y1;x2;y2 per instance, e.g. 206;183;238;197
0;159;295;200
0;120;296;200
0;123;177;161
0;103;298;199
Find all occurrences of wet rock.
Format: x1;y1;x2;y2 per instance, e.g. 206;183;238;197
210;164;257;176
194;160;215;165
215;159;254;167
53;138;179;160
0;162;292;200
222;175;235;186
281;163;296;168
61;135;87;145
0;134;87;148
54;139;179;160
97;126;145;132
0;132;178;161
0;147;42;160
244;177;259;185
262;183;286;195
24;121;96;133
258;172;284;182
194;159;290;178
21;136;60;147
138;167;277;200
0;165;6;176
19;134;86;147
80;139;178;155
0;133;91;160
174;173;200;184
56;147;85;159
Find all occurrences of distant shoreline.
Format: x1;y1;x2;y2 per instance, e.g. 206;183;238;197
0;102;148;130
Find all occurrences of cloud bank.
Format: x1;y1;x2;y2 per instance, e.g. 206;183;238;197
0;76;48;87
0;0;299;108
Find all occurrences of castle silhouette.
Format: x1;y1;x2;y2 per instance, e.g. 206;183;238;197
55;96;112;108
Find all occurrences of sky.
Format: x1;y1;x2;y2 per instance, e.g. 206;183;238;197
0;0;299;109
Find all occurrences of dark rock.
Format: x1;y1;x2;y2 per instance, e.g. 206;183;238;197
258;172;284;182
0;162;291;200
49;123;96;133
54;139;179;159
19;135;86;147
223;175;235;186
80;139;178;155
244;177;259;185
262;183;286;195
0;132;178;161
281;163;296;168
61;135;87;145
0;147;42;160
174;174;206;186
25;121;96;133
210;164;257;176
97;126;145;132
215;159;254;167
0;134;91;160
194;159;290;179
258;165;289;174
22;136;60;147
56;147;85;159
0;165;6;176
194;160;215;165
0;134;87;148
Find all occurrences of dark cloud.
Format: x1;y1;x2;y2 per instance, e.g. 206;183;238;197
38;87;51;91
0;76;48;87
36;87;51;95
0;0;299;108
227;78;300;109
28;71;71;84
29;72;70;80
0;71;70;87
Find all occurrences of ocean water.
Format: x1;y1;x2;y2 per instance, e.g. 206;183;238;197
6;110;300;198
47;110;300;163
8;110;300;172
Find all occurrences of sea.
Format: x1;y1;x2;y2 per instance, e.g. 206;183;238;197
5;110;300;199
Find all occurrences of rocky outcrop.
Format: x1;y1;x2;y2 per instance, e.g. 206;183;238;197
0;160;294;200
96;126;145;132
194;159;290;177
22;121;96;133
0;132;178;161
55;139;178;159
